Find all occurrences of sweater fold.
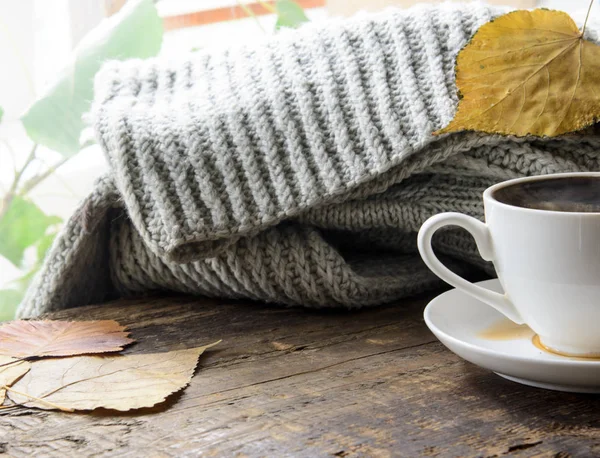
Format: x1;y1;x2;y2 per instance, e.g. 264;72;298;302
91;2;495;263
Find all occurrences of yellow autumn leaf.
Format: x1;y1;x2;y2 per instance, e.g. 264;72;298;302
7;342;220;412
0;356;30;405
436;8;600;137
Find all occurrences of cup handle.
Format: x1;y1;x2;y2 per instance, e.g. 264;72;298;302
418;212;524;324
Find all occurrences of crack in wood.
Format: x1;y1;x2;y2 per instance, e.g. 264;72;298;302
198;340;438;398
202;320;427;370
505;440;543;453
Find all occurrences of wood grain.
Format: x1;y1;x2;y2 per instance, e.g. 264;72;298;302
1;292;599;457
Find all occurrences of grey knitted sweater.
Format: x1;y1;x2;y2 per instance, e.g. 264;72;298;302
17;3;600;318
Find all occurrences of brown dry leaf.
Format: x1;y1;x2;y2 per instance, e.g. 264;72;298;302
436;8;600;137
0;320;134;358
8;342;220;411
0;356;31;404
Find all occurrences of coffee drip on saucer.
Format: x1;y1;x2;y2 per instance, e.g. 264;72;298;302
479;319;600;361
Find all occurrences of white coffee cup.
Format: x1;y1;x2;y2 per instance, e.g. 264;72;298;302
418;172;600;357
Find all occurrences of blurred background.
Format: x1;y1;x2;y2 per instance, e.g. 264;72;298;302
0;0;592;320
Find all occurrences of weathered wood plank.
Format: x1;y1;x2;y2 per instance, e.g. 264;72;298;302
2;293;600;457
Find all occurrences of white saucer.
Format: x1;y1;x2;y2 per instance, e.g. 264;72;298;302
424;279;600;393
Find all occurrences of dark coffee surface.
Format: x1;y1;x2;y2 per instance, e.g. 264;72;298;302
493;176;600;212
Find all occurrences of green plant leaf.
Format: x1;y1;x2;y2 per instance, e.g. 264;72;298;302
0;196;61;267
275;0;309;30
0;106;4;123
0;289;22;322
0;265;40;321
21;0;163;156
1;265;44;321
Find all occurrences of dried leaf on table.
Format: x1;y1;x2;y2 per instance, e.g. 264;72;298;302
0;320;134;358
436;8;600;137
8;342;220;412
0;356;31;404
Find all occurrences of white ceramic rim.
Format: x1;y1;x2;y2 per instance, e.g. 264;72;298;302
423;279;600;367
483;172;600;217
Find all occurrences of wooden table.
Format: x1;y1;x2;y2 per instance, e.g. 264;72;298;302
2;291;599;457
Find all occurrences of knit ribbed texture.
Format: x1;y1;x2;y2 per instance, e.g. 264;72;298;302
17;2;600;318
